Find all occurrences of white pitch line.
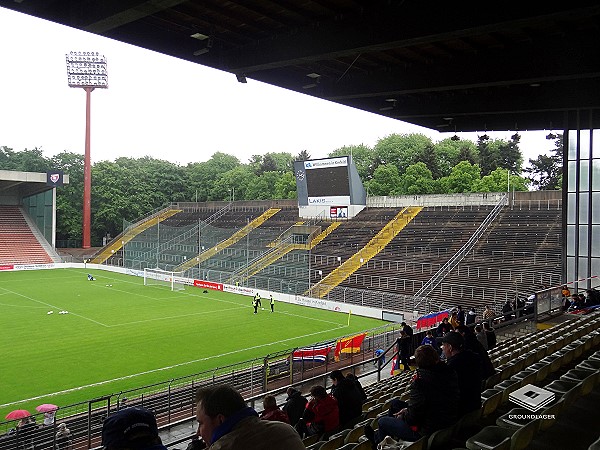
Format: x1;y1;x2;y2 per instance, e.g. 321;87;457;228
0;323;348;408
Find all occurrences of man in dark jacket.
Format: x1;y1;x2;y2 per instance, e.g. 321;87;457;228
455;325;496;381
365;345;459;445
282;388;307;427
329;370;363;427
442;332;483;415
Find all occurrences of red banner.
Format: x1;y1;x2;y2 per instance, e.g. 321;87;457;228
334;333;367;360
193;279;223;291
0;265;14;271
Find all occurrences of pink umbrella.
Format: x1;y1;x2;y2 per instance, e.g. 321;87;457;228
35;404;58;413
5;409;31;420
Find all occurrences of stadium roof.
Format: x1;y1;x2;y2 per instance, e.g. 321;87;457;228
0;170;69;199
2;1;599;132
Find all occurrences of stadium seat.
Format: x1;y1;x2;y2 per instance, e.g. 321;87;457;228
344;425;366;444
589;435;600;450
428;423;457;450
466;419;540;450
303;433;323;446
481;390;503;418
352;440;373;450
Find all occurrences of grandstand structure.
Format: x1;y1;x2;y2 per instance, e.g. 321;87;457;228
0;171;66;266
92;190;562;318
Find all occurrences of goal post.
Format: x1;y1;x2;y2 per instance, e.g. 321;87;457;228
143;268;186;291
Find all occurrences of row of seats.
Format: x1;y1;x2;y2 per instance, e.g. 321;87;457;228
299;312;600;450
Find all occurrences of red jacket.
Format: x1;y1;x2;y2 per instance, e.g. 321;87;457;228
260;406;290;424
305;395;339;432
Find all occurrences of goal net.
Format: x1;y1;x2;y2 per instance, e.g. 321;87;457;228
143;268;186;291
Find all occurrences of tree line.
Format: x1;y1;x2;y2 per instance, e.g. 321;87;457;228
0;132;562;246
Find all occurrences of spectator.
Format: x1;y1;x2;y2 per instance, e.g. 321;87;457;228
295;385;339;438
465;308;476;326
194;385;304;450
561;285;571;299
455;325;495;380
457;306;466;326
397;330;412;372
401;321;414;337
436;317;452;337
474;325;488;351
502;300;513;321
55;423;71;450
585;289;599;307
346;373;367;403
441;332;483;415
420;330;436;347
364;345;459;446
482;305;495;325
449;311;460;329
282;388;307;427
101;407;167;450
483;322;497;350
43;411;55;427
17;417;37;450
329;370;363;427
260;395;289;424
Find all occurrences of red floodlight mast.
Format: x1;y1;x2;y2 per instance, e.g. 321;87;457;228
66;51;108;249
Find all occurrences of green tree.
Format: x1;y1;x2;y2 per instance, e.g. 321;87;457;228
187;152;241;201
373;133;433;174
398;162;436;195
364;164;401;196
274;171;297;199
328;144;374;181
210;165;254;201
295;150;311;161
475;168;528;192
524;133;563;190
497;133;523;173
439;161;481;193
0;146;48;171
50;151;84;242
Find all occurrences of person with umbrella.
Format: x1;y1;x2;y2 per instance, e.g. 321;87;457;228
36;404;58;426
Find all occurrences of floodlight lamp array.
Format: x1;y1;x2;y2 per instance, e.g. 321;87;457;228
66;51;108;88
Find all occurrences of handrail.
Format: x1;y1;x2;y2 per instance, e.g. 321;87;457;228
412;193;508;309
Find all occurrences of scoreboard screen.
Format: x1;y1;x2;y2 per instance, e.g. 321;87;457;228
306;165;350;197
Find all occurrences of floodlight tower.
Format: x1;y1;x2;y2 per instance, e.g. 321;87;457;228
66;51;108;249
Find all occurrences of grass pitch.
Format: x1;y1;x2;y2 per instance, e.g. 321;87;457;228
0;268;385;417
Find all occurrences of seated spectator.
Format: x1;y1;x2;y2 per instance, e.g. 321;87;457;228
346;373;367;403
282;388;307;427
329;370;363;427
194;385;304;450
585;289;599;307
295;385;339;438
364;345;459;446
455;325;495;380
436;317;452;337
260;395;289;423
55;423;71;450
442;332;483;415
101;407;167;450
483;322;497;350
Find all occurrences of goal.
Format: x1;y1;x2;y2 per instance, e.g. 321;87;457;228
143;268;186;291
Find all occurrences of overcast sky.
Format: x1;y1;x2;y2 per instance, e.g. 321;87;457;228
0;7;556;167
